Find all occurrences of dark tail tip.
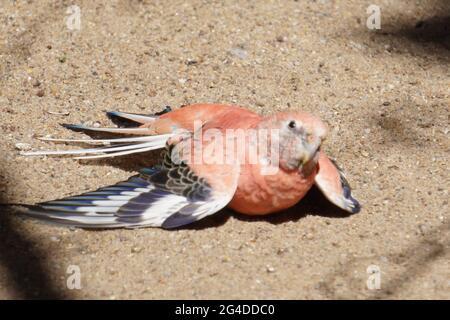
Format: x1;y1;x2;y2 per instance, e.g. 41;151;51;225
60;123;86;132
153;106;172;116
105;111;140;128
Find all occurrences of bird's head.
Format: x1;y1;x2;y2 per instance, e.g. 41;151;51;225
260;112;328;176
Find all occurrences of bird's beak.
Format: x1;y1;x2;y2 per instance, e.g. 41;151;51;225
299;139;321;177
300;149;320;177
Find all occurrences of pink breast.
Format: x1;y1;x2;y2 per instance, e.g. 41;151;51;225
228;164;317;215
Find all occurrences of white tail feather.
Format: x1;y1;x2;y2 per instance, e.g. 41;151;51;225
72;145;165;159
36;134;173;145
21;135;172;158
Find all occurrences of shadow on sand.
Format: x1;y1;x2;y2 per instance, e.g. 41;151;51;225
0;160;67;299
353;1;450;61
181;185;356;231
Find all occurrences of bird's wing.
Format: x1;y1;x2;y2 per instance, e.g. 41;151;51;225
24;135;240;229
314;152;361;213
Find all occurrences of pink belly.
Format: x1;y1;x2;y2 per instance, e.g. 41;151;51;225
228;166;317;215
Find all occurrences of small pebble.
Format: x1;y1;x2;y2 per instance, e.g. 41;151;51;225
229;47;248;59
305;233;314;240
47;110;70;116
185;59;197;65
255;100;265;107
36;89;45;97
131;246;142;253
276;35;287;43
266;265;276;273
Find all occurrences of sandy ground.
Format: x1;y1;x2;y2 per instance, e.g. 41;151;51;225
0;0;449;299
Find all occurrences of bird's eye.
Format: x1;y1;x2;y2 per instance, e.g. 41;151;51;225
288;120;296;129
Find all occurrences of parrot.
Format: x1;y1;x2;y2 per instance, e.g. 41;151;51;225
21;104;360;229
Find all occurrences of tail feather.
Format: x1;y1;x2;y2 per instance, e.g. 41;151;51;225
61;124;151;135
72;144;164;159
21;134;173;158
22;107;176;160
106;111;157;127
105;106;171;127
36;134;172;145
